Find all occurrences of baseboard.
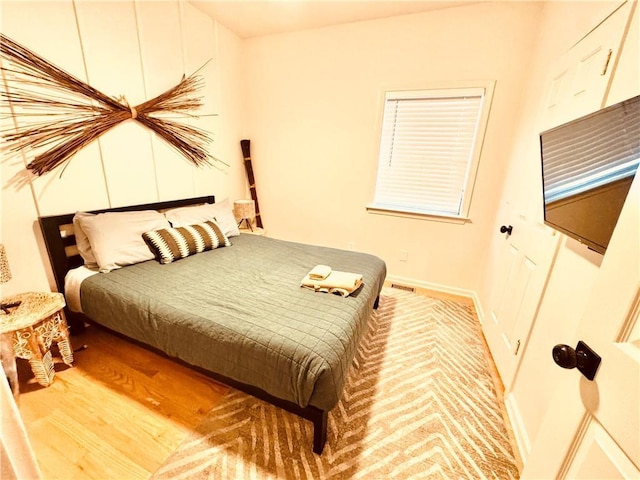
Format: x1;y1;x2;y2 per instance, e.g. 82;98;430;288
470;290;486;325
505;391;531;469
384;274;476;297
385;275;482;310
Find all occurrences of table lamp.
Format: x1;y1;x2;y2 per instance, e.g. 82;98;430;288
0;244;21;314
234;200;256;231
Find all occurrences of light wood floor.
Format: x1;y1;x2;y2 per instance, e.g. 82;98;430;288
15;325;229;479
14;287;521;478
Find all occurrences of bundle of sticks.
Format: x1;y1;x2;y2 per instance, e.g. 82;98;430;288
0;33;225;176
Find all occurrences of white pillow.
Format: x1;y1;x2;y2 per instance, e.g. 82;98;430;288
75;210;170;273
164;199;240;237
73;212;98;269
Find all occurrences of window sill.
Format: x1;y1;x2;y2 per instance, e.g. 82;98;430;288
366;205;471;224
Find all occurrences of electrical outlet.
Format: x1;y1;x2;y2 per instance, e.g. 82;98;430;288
347;241;355;251
399;250;408;262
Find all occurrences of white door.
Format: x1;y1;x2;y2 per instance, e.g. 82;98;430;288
544;0;633;128
485;217;559;389
522;167;640;479
482;0;633;391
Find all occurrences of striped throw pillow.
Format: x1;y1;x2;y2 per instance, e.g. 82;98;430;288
142;220;231;264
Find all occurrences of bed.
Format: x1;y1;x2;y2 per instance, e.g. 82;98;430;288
38;195;386;454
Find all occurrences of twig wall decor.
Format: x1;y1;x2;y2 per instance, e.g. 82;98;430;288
0;33;225;176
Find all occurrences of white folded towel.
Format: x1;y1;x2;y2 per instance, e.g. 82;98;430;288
308;264;332;280
301;270;364;297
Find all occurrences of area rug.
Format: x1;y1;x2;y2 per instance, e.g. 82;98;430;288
152;287;519;479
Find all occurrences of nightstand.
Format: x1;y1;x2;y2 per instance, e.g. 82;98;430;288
239;227;266;236
0;292;74;386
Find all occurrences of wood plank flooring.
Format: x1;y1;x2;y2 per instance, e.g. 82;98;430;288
15;324;229;479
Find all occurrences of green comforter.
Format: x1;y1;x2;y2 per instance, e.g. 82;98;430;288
80;234;386;411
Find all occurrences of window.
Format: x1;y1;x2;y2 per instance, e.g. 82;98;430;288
369;83;494;220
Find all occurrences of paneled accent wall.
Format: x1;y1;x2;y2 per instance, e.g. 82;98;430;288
3;0;223;212
0;0;244;294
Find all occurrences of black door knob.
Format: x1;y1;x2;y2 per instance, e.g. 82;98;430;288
552;344;582;369
500;225;513;235
552;341;602;381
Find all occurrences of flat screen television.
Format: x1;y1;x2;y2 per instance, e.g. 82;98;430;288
540;94;640;254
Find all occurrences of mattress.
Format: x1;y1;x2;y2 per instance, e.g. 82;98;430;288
65;266;97;313
79;234;386;411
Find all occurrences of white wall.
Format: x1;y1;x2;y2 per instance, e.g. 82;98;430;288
0;0;246;296
242;2;544;293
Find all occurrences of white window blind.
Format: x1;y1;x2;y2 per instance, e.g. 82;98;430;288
372;88;487;217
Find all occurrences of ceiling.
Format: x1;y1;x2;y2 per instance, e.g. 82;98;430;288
190;1;479;39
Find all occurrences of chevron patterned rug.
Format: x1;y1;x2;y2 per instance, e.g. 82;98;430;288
152;287;519;479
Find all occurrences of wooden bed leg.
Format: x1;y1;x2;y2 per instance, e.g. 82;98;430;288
374;295;380;310
312;410;328;454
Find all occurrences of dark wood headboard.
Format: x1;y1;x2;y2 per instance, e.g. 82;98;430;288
39;195;215;295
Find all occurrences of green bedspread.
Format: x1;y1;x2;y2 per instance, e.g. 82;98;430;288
80;234;386;411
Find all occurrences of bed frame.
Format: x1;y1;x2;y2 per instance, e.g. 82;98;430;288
38;195;329;454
